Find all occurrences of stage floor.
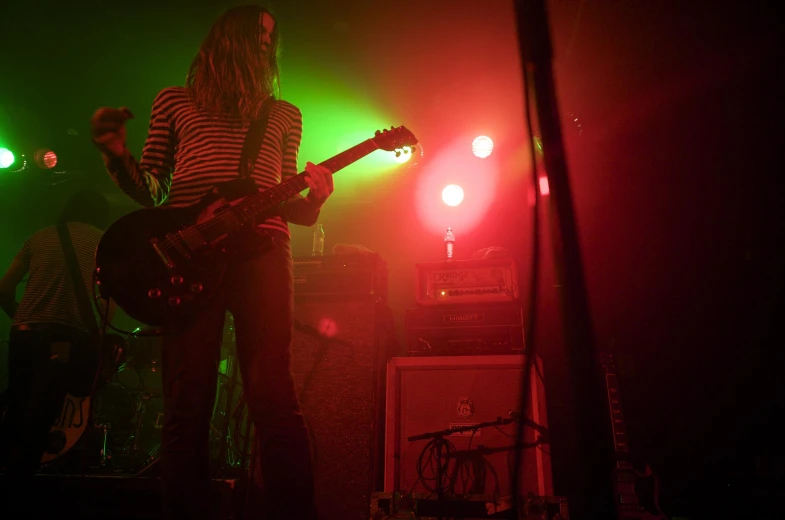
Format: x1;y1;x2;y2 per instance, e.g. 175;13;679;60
0;474;242;519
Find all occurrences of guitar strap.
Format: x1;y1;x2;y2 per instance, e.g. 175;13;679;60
239;96;277;178
56;222;101;342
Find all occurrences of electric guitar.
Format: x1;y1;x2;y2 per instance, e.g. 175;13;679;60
95;126;417;327
601;353;669;520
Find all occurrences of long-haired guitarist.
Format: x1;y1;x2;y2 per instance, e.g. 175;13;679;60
90;5;333;519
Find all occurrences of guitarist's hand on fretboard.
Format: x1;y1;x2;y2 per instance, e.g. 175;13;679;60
302;161;334;207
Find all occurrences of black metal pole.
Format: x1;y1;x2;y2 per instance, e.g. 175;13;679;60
512;1;614;517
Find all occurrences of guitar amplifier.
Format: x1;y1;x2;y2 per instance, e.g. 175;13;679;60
293;253;387;301
415;257;519;307
405;305;525;356
384;355;553;499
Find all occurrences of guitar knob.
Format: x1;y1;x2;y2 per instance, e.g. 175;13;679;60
171;275;184;285
190;283;203;293
168;296;181;307
148;288;162;299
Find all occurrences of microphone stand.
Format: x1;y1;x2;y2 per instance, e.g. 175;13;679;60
512;1;614;518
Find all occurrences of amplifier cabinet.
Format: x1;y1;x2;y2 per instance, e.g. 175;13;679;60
287;297;396;520
406;305;525;356
384;355;553;499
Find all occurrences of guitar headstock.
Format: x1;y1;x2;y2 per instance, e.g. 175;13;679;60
373;126;419;152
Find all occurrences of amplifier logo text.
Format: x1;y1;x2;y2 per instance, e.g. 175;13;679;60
444;314;485;323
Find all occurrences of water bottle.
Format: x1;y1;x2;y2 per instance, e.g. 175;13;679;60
312;223;325;256
444;226;455;260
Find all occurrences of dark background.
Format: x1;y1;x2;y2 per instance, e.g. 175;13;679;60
1;1;783;518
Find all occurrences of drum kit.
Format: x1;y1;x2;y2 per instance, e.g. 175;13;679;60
37;313;252;476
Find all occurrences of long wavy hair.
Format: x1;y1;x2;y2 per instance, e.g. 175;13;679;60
186;4;281;121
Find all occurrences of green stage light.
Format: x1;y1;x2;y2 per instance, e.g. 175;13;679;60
0;147;15;169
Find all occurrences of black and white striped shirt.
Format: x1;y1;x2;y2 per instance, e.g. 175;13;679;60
12;222;103;333
107;86;318;234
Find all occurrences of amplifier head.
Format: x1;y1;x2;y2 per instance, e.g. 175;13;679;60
415;257;519;307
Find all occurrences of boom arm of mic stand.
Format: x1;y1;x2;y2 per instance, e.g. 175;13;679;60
407;415;549;443
407;417;511;442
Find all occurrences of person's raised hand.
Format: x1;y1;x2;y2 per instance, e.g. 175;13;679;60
90;107;134;158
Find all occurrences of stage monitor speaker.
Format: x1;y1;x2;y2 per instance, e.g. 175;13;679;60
289;297;396;520
384;355;553;498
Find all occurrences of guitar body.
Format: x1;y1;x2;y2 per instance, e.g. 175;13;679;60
613;462;668;520
40;394;91;466
96;193;233;327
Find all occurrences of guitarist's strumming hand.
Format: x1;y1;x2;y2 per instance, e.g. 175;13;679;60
90;107;134;159
303;161;334;209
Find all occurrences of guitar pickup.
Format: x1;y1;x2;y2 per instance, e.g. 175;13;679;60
178;229;207;252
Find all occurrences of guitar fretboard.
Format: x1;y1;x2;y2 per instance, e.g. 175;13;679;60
605;372;630;456
235;138;380;218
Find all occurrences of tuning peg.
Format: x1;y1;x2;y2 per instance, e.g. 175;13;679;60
375;130;381;136
411;146;417;154
395;150;401;157
390;125;395;130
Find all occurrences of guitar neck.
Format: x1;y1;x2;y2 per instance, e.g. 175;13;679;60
605;370;631;462
237;138;379;216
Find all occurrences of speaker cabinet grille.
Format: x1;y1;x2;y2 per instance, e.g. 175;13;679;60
384;355;552;497
290;299;394;520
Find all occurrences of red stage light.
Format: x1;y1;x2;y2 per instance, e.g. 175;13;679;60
472;136;494;158
441;184;464;206
34;149;58;169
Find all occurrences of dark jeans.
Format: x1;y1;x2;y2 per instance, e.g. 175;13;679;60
160;233;317;520
0;323;96;508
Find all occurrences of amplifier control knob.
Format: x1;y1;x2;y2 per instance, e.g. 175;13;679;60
148;288;162;299
171;275;184;285
190;283;203;293
168;296;181;307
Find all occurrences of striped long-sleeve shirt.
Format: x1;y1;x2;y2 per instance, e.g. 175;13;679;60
106;86;319;234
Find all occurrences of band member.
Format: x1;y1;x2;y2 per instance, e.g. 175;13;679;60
0;189;112;504
90;5;333;519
